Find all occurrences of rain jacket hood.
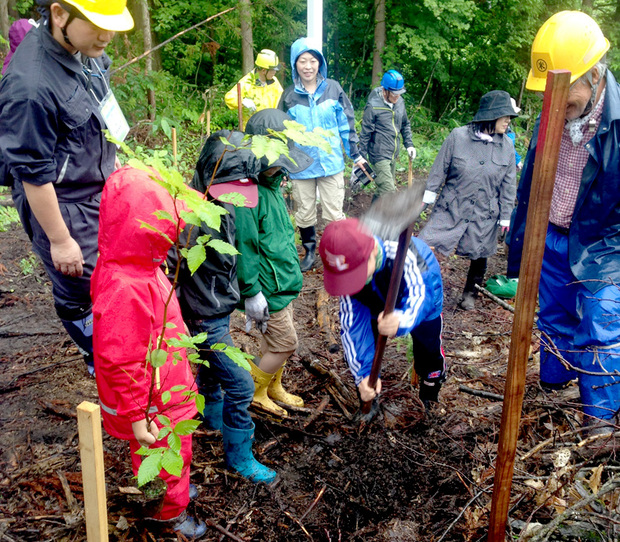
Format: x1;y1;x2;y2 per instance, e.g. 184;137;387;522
290;37;327;88
97;166;185;269
192;130;260;192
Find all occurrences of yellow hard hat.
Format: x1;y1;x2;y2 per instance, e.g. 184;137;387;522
61;0;134;32
527;11;609;92
255;49;280;71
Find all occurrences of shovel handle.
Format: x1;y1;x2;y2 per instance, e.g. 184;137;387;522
360;223;415;414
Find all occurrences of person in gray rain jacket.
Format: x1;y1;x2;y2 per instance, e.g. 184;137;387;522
418;90;518;310
359;69;416;198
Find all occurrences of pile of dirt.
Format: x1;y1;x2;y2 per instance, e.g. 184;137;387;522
0;186;618;542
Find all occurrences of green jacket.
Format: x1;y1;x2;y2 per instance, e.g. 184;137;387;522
235;171;302;313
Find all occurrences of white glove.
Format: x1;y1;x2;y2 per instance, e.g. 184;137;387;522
422;190;437;204
242;98;256;111
354;155;367;165
407;146;417;161
244;292;269;333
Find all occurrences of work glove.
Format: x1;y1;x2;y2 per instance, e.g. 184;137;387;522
499;220;510;242
422;190;437;205
407;146;417;161
244;292;269;333
242;98;257;112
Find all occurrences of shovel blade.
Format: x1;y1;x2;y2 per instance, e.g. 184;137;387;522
360;182;426;241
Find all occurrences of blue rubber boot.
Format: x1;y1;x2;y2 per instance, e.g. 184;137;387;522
222;422;277;484
173;512;207;539
200;399;223;431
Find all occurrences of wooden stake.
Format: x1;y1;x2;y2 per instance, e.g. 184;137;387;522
171;127;177;168
487;70;570;541
206;109;211;137
237;83;243;130
77;401;108;542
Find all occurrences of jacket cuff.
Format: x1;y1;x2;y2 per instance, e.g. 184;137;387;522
423;190;437;204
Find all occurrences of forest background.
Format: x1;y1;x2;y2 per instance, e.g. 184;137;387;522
1;0;619;179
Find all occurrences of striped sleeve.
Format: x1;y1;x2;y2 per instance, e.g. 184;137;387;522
339;295;376;385
382;240;426;335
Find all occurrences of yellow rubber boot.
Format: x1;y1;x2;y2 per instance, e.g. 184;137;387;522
250;362;288;417
268;364;304;407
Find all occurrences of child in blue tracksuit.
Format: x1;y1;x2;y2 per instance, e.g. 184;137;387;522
319;218;446;406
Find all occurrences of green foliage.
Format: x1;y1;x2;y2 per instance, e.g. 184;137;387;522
0;206;19;232
19;252;38;276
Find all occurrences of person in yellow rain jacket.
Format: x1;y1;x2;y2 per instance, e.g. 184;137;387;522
225;49;283;128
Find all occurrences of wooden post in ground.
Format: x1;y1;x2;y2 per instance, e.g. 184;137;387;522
77;401;108;542
171;127;178;168
487;70;570;541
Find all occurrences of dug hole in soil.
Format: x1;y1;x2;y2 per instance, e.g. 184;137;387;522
0;179;618;542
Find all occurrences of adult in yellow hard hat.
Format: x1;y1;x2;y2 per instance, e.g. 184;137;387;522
507;11;620;435
224;49;283;128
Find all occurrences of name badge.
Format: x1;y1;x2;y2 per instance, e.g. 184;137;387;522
99;90;129;143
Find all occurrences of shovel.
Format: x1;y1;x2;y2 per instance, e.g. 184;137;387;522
358;183;426;418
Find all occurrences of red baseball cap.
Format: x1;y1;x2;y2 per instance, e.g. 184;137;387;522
319;218;376;296
208;178;258;208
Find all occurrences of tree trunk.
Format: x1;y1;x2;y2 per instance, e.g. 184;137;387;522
239;0;254;74
581;0;593;13
0;0;9;52
131;0;156;120
371;0;385;87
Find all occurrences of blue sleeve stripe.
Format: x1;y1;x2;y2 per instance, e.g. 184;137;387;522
339;295;363;384
383;241;425;332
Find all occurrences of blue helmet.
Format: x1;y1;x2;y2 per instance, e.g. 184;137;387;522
381;69;406;94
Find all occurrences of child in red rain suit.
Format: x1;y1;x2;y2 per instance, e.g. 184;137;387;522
91;167;205;538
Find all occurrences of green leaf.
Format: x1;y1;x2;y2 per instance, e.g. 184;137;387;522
179;209;202;227
149;348;168;368
170;385;187;392
158;426;171;438
167;432;182;454
153;209;174;222
161;117;172;138
186;244;206;274
206;239;239;256
138;221;173;246
211;344;252;370
174;419;201;436
161;448;184;478
164;322;177;329
161;390;171;405
195;393;205;415
156;414;171;427
137;453;163;487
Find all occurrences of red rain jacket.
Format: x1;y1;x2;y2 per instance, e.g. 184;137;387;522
92;167;197;440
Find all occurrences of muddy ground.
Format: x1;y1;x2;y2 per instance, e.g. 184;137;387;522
0;184;618;542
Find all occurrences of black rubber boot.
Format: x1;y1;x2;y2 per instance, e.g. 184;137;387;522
299;226;316;272
460;258;487;310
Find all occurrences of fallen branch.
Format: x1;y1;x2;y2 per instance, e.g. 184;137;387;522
436;488;487;542
300;484;327;522
283;510;313;540
474;284;514;313
459;385;504;402
317;287;339;352
303;395;331;429
109;8;235;75
206;519;247;542
528;478;620;542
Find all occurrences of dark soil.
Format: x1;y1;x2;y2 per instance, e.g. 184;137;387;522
1;180;618;542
